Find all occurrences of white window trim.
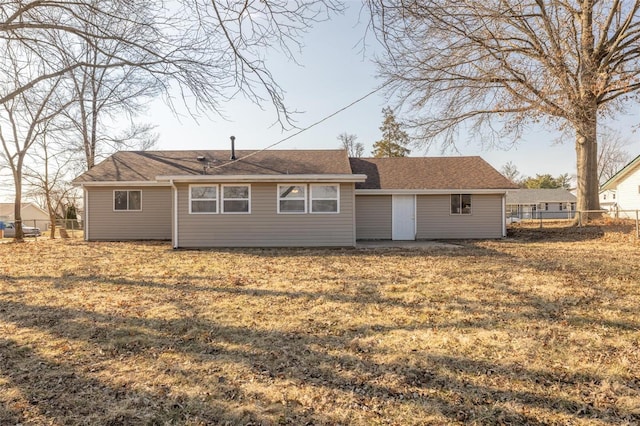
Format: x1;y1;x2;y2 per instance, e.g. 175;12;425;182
277;184;307;214
310;184;340;214
189;184;218;214
113;190;142;212
450;193;472;215
221;184;251;214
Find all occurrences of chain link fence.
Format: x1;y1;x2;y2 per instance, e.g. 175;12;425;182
507;209;640;238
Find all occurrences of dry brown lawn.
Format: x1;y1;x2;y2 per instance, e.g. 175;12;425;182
0;224;639;425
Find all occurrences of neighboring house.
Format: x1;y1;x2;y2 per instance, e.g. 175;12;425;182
72;149;517;247
599;189;617;213
0;202;50;230
600;154;640;218
505;189;577;219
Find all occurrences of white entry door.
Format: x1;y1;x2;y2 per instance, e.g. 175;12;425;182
392;195;415;240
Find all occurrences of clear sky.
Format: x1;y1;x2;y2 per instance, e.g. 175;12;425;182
144;3;640;182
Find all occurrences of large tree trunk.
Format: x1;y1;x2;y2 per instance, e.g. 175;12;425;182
575;113;600;221
574;0;600;222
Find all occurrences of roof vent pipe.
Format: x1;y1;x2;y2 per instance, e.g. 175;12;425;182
230;135;236;160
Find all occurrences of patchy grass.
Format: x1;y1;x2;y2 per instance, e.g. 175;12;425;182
0;229;639;425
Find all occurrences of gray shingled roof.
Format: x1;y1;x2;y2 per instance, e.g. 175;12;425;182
74;150;517;191
506;188;576;204
73;150;354;183
349;157;518;190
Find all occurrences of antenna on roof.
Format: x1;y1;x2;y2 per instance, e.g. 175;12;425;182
230;136;236;160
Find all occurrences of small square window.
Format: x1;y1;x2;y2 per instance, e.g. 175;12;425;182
114;190;141;211
310;185;339;213
451;194;471;215
278;184;306;213
222;185;250;213
190;185;217;214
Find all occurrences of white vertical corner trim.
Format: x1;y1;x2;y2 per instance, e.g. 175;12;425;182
502;194;507;237
84;187;89;241
171;180;178;248
414;194;418;237
352;184;357;247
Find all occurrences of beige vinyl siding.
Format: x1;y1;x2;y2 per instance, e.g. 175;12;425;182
416;194;503;239
86;186;172;240
177;183;355;247
355;195;392;240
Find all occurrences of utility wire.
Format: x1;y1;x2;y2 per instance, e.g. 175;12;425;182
208;81;391;170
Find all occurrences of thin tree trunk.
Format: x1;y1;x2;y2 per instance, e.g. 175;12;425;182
12;161;24;242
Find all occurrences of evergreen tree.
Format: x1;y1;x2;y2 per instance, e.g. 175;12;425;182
372;107;410;158
520;173;573;189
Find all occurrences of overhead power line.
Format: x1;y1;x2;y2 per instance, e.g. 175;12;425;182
209;81;391;170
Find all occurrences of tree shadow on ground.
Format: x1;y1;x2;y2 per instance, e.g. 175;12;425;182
0;297;637;425
0;332;314;425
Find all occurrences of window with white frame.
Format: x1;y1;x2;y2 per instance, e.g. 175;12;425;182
190;185;217;213
310;184;339;213
450;194;471;215
278;184;306;213
114;190;141;211
222;185;250;213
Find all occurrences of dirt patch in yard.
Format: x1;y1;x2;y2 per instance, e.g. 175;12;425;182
0;231;638;424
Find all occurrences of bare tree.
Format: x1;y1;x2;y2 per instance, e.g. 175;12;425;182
24;128;82;240
500;161;522;185
1;0;342;124
367;1;640;216
0;48;70;241
338;132;365;157
598;128;632;185
56;7;161;170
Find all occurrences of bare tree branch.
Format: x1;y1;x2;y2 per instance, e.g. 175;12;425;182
367;0;640;214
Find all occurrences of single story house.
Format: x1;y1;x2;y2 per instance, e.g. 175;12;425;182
0;202;50;230
600;154;640;218
72;149;517;248
505;188;576;220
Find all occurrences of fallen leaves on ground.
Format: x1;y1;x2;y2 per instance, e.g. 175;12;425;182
0;223;639;425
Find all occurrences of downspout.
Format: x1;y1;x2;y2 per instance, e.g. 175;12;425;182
502;193;507;237
171;180;178;249
83;186;89;241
